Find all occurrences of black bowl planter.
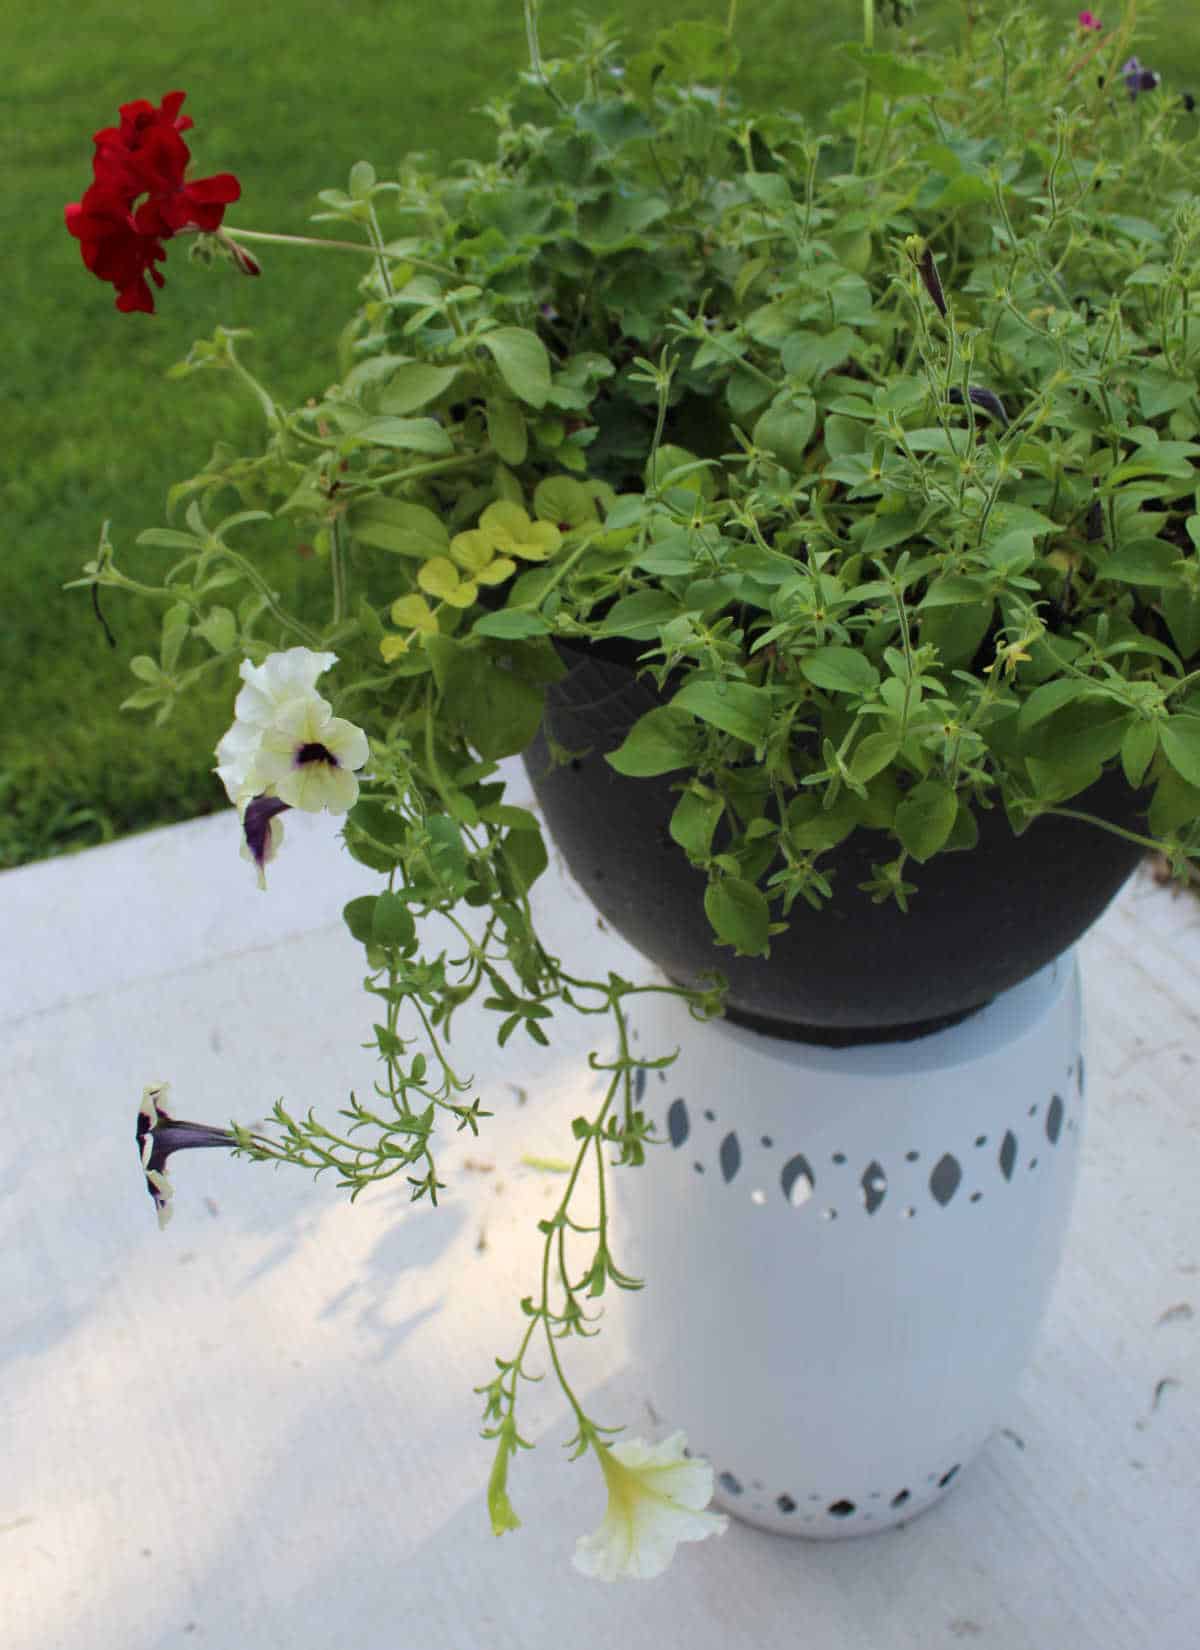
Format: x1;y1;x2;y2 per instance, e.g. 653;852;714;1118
523;645;1148;1045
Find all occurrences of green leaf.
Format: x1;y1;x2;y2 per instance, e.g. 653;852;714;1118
823;413;869;456
501;825;548;894
931;172;992;208
838;44;944;97
893;779;959;862
195;606;237;654
671;678;773;745
573;98;656;149
343;800;411;870
919;600;993;669
669;789;724;862
426;635;545;759
351;499;449;558
1159;715;1200;788
129;655;162;684
161;602;190;672
378;362;461;414
1121;720;1158;789
591;590;682;640
780;328;858;382
1018;678;1096;735
1148;765;1200;834
343;896;379;946
479;328;551;409
704;876;771;957
357;417;454;455
849;731;900;783
578;190;672;249
606;707;700;776
487;397;527;466
801;647;880;696
372;892;416;951
533;476;597;528
1161;586;1200;662
472;610;551;639
348;160;377;200
1098;538;1184;587
752;394;817;474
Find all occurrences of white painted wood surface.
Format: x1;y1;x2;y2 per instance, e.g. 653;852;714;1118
2;761;1197;1649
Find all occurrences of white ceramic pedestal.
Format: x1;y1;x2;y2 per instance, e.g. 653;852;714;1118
615;953;1085;1539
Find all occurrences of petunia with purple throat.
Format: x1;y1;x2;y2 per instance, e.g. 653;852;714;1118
137;1083;236;1227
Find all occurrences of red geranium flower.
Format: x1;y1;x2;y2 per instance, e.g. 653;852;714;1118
64;183;169;314
65;91;243;313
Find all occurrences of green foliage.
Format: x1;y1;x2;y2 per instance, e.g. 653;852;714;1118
85;0;1199;921
54;0;1200;1545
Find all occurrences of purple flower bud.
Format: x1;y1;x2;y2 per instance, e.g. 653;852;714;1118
948;386;1010;428
915;246;947;318
1122;57;1160;99
242;793;291;888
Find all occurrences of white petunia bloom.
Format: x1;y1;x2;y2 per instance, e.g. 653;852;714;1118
252;695;370;814
214;647;339;804
572;1432;729;1581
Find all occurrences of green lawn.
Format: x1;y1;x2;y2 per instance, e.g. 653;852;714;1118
4;0;1196;866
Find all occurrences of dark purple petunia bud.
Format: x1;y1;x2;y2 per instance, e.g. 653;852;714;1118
1122;57;1160;99
948;386;1010;428
241;793;292;889
916;245;948;317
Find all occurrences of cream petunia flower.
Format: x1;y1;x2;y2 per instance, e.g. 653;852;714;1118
214;647;338;804
252;695;370;814
572;1432;729;1581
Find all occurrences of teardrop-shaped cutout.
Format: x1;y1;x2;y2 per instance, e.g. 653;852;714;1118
929;1153;962;1206
719;1131;741;1183
781;1154;815;1207
1045;1094;1064;1145
666;1098;689;1148
999;1130;1018;1181
860;1160;888;1215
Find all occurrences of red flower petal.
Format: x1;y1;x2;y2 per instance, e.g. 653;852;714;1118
67;92;243;313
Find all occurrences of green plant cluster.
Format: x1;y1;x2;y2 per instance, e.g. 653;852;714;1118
74;1;1200;1530
83;5;1200;959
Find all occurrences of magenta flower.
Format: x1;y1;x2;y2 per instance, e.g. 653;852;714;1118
1077;11;1103;31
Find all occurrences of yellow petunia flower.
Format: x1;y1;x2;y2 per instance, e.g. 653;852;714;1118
572;1432;728;1582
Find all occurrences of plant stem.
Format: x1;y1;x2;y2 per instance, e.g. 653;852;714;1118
221;226;455;279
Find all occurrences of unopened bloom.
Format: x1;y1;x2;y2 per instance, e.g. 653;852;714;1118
136;1083;236;1228
1122;57;1160;99
1077;10;1102;30
572;1432;728;1581
240;793;291;889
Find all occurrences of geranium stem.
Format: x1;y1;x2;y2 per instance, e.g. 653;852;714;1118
220;227;454;279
